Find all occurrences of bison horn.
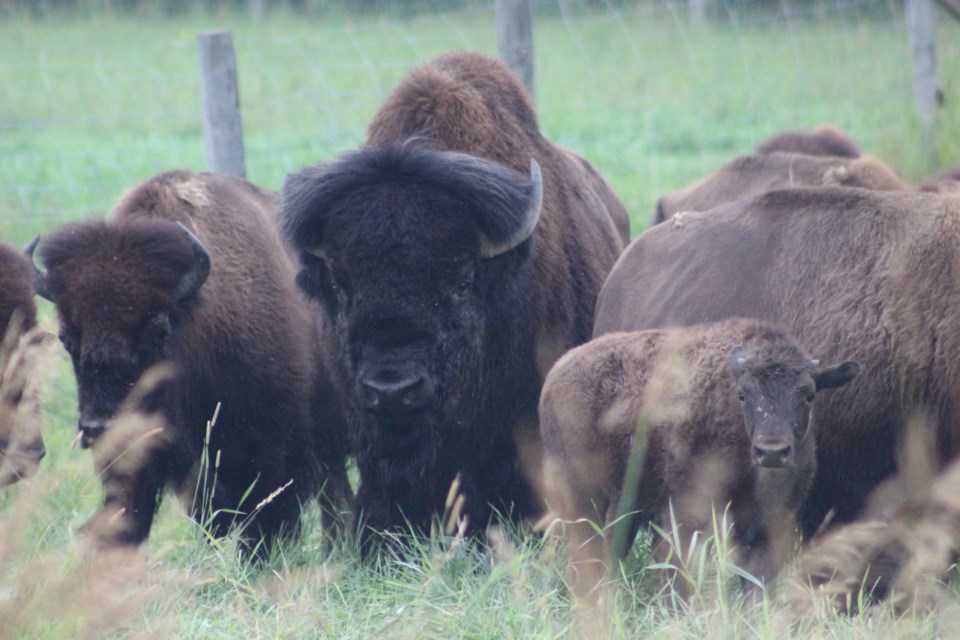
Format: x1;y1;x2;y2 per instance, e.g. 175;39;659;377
173;223;211;301
24;235;54;302
479;159;543;259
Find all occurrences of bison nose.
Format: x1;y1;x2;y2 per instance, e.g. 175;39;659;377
753;442;792;468
78;420;107;449
360;371;433;414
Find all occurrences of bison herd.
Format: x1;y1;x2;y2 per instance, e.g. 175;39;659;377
3;50;960;611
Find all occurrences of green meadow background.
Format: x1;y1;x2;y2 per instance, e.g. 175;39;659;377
1;1;960;637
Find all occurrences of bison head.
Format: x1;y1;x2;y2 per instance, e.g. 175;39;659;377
29;220;210;447
282;145;542;454
728;346;859;468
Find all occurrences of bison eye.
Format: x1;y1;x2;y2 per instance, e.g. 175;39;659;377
806;391;816;403
737;390;745;403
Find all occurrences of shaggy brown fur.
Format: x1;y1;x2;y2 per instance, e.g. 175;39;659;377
653;152;905;224
283;51;627;545
0;242;47;484
34;170;350;551
754;125;863;158
918;166;960;194
541;318;857;602
594;187;960;539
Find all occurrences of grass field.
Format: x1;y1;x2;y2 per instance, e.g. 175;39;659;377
2;2;960;638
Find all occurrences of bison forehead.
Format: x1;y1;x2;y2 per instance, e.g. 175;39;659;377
324;184;481;266
51;264;175;329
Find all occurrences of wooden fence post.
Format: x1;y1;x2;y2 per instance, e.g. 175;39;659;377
905;0;940;142
496;0;534;102
198;30;246;178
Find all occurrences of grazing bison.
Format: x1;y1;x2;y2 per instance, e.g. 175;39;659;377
0;241;49;485
594;186;960;537
652;152;905;225
30;170;350;550
541;318;858;601
282;51;627;545
753;125;863;158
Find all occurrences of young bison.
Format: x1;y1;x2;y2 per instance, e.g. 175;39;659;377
30;170;351;553
540;318;859;602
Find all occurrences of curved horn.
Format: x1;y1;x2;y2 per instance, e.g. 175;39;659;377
24;235;54;302
173;223;211;301
480;160;543;259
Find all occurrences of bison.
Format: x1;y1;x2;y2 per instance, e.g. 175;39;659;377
594;186;960;537
541;318;859;601
0;241;49;485
753;125;863;158
918;166;960;194
29;170;351;551
281;51;627;546
652;152;905;225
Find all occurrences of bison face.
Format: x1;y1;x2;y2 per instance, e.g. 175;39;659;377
729;347;859;469
283;146;542;451
31;221;210;447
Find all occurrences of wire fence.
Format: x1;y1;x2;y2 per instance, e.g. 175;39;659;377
1;0;957;244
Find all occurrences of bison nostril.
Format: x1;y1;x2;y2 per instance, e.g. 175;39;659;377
360;371;432;413
754;443;792;468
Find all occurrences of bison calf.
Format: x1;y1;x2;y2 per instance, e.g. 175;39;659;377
541;318;859;602
30;170;350;553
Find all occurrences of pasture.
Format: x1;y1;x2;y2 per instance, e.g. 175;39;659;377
2;2;960;638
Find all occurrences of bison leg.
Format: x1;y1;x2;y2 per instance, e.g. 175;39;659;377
317;458;354;542
543;456;612;605
87;432;173;547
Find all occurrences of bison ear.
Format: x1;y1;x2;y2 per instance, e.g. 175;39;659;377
24;235;54;302
728;346;749;378
280;161;337;259
814;360;860;391
173;223;211;301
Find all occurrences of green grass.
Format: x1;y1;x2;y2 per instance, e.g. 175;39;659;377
2;3;960;638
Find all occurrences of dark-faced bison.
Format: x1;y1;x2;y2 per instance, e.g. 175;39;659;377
0;241;49;485
594;186;960;537
541;318;858;601
282;51;627;545
652;152;905;225
30;170;350;550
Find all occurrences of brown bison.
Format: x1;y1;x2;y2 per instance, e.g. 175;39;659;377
652;152;905;225
753;125;863;158
918;166;960;194
29;170;350;551
0;241;49;485
281;51;627;546
594;186;960;537
541;318;858;601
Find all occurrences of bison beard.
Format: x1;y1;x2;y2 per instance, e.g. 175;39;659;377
283;52;627;548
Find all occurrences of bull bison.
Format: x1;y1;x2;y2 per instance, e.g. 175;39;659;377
541;318;859;601
0;241;49;485
753;125;863;158
281;51;627;546
652;152;905;225
593;186;960;537
29;170;351;551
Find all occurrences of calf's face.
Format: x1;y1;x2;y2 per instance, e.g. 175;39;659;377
31;221;209;447
728;347;859;468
